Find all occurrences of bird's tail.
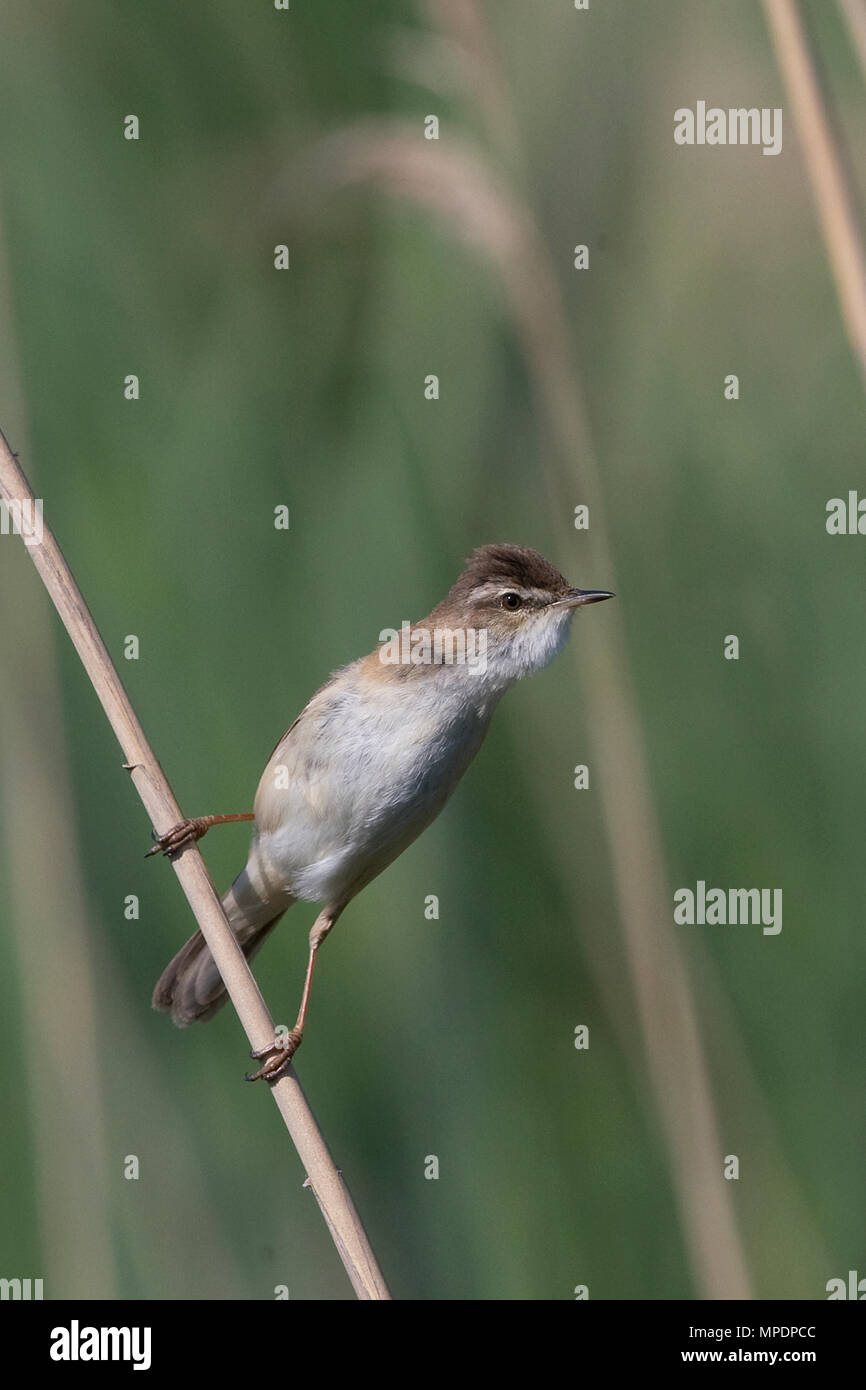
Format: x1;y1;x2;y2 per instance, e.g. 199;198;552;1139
152;858;295;1026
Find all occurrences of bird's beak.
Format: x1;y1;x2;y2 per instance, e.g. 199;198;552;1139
558;588;615;608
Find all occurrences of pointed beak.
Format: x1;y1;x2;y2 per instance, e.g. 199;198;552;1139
558;588;615;609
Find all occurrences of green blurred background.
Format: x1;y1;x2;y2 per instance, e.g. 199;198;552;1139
0;0;864;1300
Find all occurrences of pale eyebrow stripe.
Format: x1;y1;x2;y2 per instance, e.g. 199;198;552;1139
469;583;545;603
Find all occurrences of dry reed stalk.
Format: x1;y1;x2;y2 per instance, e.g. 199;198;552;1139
837;0;866;85
764;0;866;389
0;432;391;1302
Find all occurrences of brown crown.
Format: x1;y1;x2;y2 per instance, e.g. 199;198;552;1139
447;543;571;603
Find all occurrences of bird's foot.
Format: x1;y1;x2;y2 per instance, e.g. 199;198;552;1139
145;817;210;859
245;1029;303;1082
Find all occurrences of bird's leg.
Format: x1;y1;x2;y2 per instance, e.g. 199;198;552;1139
146;813;255;859
245;905;342;1082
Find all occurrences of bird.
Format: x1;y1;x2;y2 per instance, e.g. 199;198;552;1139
150;543;613;1079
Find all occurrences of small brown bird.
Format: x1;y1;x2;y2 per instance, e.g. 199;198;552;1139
151;544;612;1078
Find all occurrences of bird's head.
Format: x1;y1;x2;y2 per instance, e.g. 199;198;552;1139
427;543;614;688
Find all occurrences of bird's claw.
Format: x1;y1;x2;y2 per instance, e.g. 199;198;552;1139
145;818;205;859
245;1031;302;1082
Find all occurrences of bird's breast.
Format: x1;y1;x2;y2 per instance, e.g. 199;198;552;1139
252;659;494;902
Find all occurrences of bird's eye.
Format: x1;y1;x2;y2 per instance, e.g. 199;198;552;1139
501;592;523;610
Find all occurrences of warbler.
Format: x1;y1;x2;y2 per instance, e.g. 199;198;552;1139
151;543;612;1079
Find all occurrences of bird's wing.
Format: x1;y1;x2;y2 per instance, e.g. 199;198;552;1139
253;673;347;836
261;673;338;765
